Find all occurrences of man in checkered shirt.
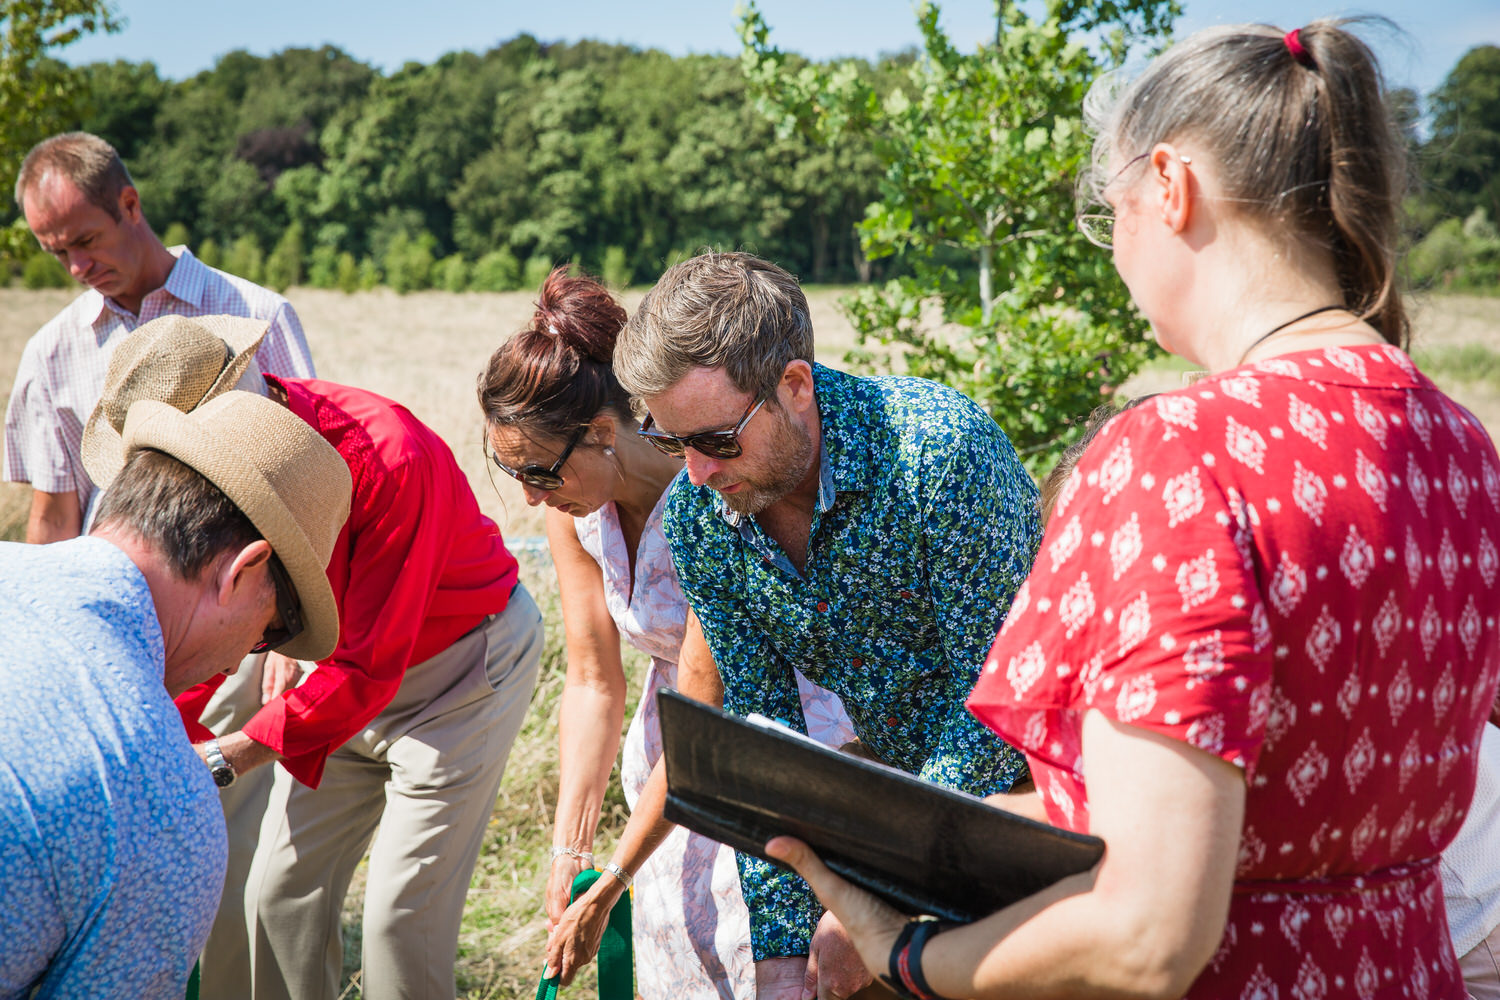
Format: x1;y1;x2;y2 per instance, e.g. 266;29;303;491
4;130;316;999
4;131;315;542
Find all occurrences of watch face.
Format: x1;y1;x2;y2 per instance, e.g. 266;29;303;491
211;766;236;788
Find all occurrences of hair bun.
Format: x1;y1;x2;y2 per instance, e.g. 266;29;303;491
532;267;626;365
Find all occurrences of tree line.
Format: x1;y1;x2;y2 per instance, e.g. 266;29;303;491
4;26;1496;296
7;35;892;292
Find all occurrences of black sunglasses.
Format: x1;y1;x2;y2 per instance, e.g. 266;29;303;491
251;554;304;655
638;396;766;459
490;425;586;491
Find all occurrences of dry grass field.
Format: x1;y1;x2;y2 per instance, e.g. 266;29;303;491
1;285;1496;997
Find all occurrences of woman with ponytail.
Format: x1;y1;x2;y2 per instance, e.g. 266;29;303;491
478;268;853;995
765;21;1500;999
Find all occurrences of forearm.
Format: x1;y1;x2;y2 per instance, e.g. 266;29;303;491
27;488;81;543
553;679;628;850
924;871;1194;999
200;730;283;775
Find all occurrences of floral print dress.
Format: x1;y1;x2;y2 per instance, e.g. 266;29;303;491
968;345;1500;998
575;492;855;999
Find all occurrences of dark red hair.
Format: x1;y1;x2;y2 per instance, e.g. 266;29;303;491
478;267;633;440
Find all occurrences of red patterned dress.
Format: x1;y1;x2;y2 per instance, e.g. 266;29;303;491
968;344;1500;997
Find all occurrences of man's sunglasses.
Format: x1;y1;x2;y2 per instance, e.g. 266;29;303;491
251;554;304;655
490;425;586;491
638;396;766;459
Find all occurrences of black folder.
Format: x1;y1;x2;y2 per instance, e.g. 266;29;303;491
658;688;1105;923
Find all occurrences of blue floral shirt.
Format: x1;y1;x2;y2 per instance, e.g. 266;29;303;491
0;537;226;999
662;364;1040;959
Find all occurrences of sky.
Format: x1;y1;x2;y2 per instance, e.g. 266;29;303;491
56;1;1500;100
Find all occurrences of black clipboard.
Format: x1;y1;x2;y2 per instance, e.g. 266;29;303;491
658;688;1104;923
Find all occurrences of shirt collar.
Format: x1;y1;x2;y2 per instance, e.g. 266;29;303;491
711;363;873;527
89;246;202;339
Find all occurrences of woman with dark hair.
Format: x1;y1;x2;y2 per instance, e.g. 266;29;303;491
478;268;853;995
764;20;1500;999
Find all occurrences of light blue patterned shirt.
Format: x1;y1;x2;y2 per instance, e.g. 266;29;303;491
663;364;1041;959
0;537;226;999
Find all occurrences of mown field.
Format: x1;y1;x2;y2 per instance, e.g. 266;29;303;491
1;287;1497;997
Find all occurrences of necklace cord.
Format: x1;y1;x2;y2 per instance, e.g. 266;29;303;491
1237;305;1347;366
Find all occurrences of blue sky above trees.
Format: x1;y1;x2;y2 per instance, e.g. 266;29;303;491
60;0;1499;98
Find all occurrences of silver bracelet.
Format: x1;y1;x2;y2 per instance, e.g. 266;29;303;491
549;845;594;866
604;861;633;889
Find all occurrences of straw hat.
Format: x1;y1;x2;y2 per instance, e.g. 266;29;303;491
121;392;352;661
82;314;270;487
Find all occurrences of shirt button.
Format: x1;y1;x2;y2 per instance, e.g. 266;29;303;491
886;717;899;727
852;657;864;668
816;601;828;612
899;590;914;599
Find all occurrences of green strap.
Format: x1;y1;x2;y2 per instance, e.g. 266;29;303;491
185;960;200;1000
535;867;633;1000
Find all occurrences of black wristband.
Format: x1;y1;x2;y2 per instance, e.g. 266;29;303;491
881;919;925;998
904;919;952;1000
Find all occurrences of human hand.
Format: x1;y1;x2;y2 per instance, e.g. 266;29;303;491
765;838;907;982
544;887;612;987
261;652;301;704
544;852;591;929
756;956;810;999
806;910;875;999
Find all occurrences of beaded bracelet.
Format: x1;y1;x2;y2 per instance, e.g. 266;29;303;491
549;845;594;866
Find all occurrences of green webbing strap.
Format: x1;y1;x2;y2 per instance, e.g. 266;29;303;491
535;867;633;1000
185;960;200;1000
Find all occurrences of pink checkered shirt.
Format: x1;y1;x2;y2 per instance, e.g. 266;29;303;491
3;247;316;517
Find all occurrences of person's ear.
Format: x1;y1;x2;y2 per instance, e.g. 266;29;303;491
1152;144;1193;235
588;413;617;452
118;185;144;226
215;539;273;609
780;359;817;415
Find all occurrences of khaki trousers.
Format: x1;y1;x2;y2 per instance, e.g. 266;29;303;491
198;652;277;1000
245;585;543;1000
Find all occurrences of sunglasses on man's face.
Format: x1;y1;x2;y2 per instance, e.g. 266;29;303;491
489;425;586;492
250;554;304;655
638;395;766;459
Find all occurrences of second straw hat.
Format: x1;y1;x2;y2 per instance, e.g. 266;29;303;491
82;314;270;488
121;392;352;662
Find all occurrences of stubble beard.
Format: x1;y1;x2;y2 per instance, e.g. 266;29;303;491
717;408;814;517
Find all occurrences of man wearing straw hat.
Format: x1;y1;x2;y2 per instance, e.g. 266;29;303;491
0;390;351;998
84;314;544;1000
76;312;313;1000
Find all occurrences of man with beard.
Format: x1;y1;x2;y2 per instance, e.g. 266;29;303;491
611;252;1041;999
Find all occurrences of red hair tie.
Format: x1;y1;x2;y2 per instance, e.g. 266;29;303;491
1284;28;1314;68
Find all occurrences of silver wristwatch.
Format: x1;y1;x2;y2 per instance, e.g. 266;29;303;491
204;739;237;788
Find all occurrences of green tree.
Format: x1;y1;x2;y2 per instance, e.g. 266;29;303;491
434;253;470;292
471;247;521;291
335;250;359;293
160;220;189;248
307;242;339;288
1423;45;1500;226
523;253;554;290
739;0;1176;471
601;245;631;288
264;221;305;291
196;236;222;269
21;249;69;287
0;0;121;258
223;233;265;283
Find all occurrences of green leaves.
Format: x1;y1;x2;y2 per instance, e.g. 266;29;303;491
739;0;1173;473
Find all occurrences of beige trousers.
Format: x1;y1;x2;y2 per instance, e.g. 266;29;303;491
244;585;543;1000
197;652;277;1000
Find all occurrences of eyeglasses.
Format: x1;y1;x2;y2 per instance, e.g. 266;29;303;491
638;395;766;459
251;554;304;655
489;425;586;491
1076;151;1192;250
